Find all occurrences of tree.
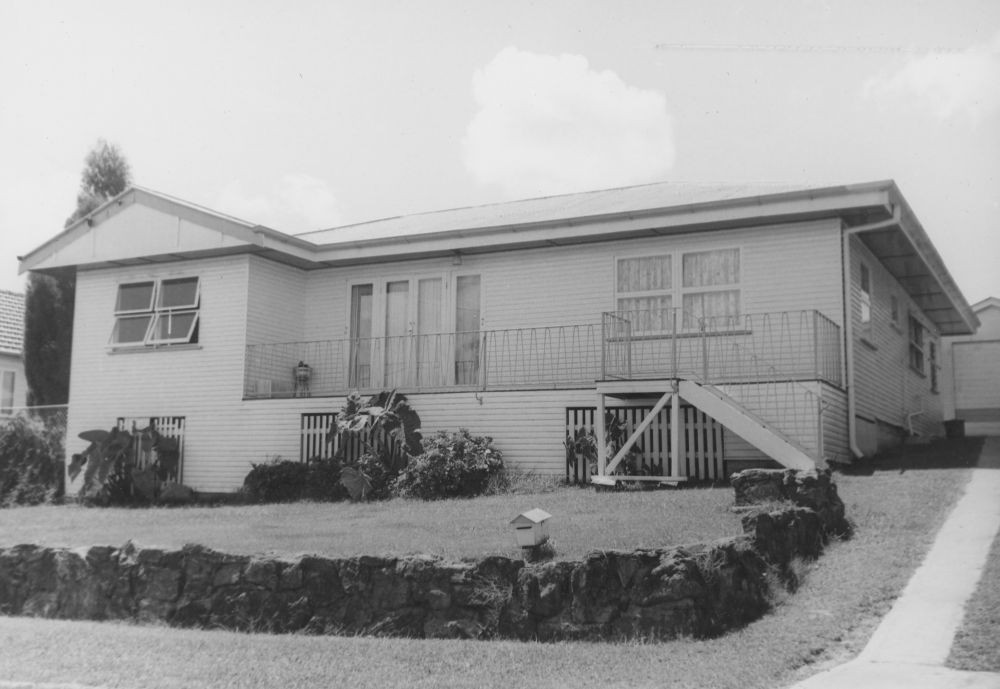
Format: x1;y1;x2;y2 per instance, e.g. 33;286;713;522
24;140;132;406
65;139;132;227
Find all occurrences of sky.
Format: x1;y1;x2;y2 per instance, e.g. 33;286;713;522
1;0;998;305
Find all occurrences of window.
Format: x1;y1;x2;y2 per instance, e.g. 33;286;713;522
859;263;872;326
616;255;672;331
614;249;742;332
890;294;900;328
929;341;939;392
681;249;740;329
1;371;13;414
110;277;200;347
908;314;925;374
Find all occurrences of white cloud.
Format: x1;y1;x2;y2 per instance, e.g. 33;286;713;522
863;31;1000;122
462;47;675;198
215;174;343;232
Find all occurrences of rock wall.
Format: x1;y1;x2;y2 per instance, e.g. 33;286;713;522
0;471;847;641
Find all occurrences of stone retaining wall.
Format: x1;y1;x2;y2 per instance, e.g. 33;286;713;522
0;469;846;641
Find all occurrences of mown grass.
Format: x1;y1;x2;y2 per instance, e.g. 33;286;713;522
0;485;743;561
0;463;973;689
947;511;1000;672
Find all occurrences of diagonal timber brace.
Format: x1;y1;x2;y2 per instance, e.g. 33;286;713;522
602;390;674;476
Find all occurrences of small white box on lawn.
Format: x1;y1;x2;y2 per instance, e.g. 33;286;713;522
510;508;551;548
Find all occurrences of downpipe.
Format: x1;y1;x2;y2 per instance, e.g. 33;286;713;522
842;206;902;460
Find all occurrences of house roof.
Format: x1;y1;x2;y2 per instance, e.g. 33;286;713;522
298;181;810;244
972;297;1000;313
17;179;979;335
0;290;24;356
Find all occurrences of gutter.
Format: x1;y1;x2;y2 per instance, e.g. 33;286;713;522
842;206;902;459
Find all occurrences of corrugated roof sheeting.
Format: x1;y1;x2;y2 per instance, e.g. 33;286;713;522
297;181;811;245
0;290;24;356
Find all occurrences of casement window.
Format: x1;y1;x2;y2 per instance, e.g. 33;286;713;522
1;370;13;414
110;277;200;347
859;263;872;326
615;249;741;332
908;314;925;374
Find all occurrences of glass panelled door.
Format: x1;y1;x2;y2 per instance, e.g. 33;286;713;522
455;275;481;384
416;278;444;386
349;284;373;387
384;280;411;387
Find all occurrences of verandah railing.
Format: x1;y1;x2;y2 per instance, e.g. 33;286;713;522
601;308;842;459
243;309;841;399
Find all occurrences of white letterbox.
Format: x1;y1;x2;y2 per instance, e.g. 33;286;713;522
510;508;552;548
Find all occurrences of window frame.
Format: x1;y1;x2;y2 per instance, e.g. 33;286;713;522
613;248;743;334
109;276;201;349
908;313;926;375
680;248;741;331
859;262;872;327
614;253;674;334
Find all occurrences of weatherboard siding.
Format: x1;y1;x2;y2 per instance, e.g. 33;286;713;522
247;256;307;345
820;383;849;466
849;236;942;449
66;255;251;493
298;217;844;342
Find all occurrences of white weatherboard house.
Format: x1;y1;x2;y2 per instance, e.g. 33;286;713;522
18;181;978;494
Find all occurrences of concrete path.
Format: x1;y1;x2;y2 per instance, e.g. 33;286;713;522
788;437;1000;689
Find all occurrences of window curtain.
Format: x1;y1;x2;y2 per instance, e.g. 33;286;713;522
682;249;739;287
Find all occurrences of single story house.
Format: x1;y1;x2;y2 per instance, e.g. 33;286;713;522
0;289;27;417
18;180;978;493
943;297;1000;436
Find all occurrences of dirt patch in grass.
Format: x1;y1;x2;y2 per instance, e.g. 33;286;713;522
0;464;973;689
947;517;1000;672
0;485;742;561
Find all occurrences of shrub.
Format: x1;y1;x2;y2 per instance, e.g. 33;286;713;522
0;414;65;506
329;390;422;500
68;425;192;506
243;459;309;503
393;429;504;500
243;457;347;503
303;456;347;502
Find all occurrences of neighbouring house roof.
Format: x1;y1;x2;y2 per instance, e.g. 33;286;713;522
0;290;24;357
17;179;979;335
972;297;1000;313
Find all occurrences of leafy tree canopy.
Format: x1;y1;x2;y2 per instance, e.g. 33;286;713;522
25;139;132;406
65;139;132;227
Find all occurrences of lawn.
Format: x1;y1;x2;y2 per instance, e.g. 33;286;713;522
947;501;1000;672
0;462;975;689
0;485;744;561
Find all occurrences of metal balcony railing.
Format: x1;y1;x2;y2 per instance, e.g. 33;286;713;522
601;308;842;387
243;309;841;399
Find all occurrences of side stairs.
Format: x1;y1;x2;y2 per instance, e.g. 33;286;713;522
677;379;816;471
